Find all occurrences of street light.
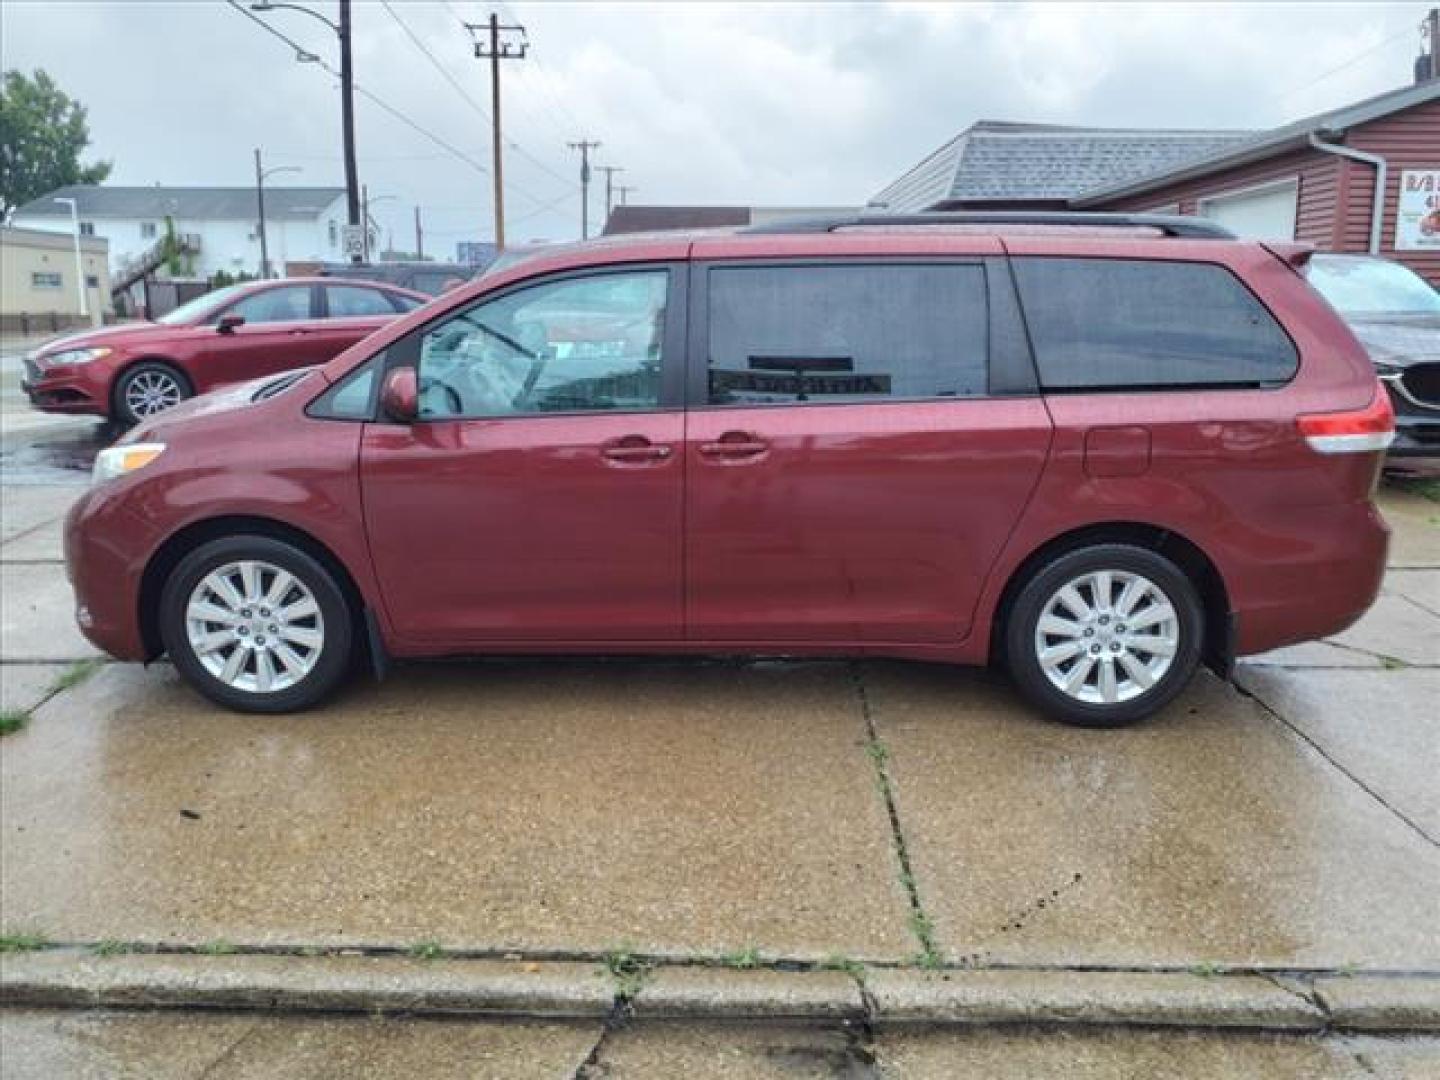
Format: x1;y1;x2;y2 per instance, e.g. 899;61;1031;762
250;0;362;262
255;149;302;278
52;197;89;323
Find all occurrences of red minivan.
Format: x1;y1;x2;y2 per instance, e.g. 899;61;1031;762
63;214;1393;726
23;277;427;425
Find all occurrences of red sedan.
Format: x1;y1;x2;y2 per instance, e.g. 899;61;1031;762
22;277;427;425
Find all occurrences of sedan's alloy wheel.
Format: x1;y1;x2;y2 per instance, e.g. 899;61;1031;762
1033;569;1179;705
125;370;184;417
185;560;325;694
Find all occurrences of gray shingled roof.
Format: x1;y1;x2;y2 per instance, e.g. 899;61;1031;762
871;122;1256;210
13;185;346;221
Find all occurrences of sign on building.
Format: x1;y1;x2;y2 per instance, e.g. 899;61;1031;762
1395;170;1440;251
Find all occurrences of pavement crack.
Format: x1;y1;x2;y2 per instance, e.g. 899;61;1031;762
849;662;943;968
1234;678;1439;850
196;1016;266;1078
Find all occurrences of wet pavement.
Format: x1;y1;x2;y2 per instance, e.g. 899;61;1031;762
2;457;1439;1071
2;1010;1438;1078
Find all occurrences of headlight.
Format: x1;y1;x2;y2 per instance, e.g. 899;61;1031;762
92;443;165;485
42;347;112;366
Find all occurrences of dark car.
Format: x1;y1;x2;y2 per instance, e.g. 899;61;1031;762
22;278;428;425
66;213;1391;726
315;261;479;296
1305;253;1440;463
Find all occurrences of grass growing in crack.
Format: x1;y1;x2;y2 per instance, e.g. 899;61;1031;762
864;738;890;768
198;939;237;956
818;954;866;980
0;932;49;953
408;940;445;961
720;946;762;970
604;948;650;1000
51;659;103;695
1189;961;1225;977
91;939;135;957
0;710;28;737
1380;655;1408;670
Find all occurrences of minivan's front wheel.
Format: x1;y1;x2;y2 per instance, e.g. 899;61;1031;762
1005;544;1203;728
160;536;353;713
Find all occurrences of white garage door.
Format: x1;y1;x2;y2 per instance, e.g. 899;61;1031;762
1198;181;1298;240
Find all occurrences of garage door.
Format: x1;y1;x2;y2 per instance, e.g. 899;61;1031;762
1198;181;1298;240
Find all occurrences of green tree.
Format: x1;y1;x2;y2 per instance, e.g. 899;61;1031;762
0;69;112;216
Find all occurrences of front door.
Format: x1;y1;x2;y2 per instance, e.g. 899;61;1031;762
200;283;329;387
361;265;686;645
684;258;1053;644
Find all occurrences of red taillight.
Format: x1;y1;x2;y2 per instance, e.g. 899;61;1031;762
1297;385;1395;454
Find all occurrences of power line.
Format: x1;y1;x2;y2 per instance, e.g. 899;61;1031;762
227;0;490;178
379;0;491;121
1277;26;1413;100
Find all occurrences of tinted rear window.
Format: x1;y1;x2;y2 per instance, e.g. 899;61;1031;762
1012;258;1297;390
707;264;988;405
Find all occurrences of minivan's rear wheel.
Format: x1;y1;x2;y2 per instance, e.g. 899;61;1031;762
160;536;353;713
1004;544;1203;727
116;362;190;425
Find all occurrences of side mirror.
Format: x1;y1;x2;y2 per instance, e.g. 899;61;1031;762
216;313;245;334
379;367;418;423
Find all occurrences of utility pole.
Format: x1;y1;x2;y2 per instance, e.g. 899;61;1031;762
596;165;623;218
254;150;270;278
568;139;601;239
615;184;637;207
414;205;424;260
339;0;361;262
469;13;528;250
1428;8;1439;80
361;183;370;262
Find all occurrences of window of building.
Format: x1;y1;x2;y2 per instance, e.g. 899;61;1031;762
31;272;63;289
140;222;158;239
1011;258;1298;390
78;222;95;236
415;270;668;419
328;221;338;246
706;264;989;406
85;275;100;289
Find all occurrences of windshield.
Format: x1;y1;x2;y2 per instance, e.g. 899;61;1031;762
1306;256;1440;316
155;283;251;325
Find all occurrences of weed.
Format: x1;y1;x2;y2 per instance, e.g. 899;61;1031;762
865;738;890;768
408;940;444;961
0;933;48;953
1189;961;1224;977
198;939;237;956
90;939;133;957
604;947;650;1000
51;659;103;695
819;954;866;979
0;710;28;737
720;946;761;970
1380;656;1408;670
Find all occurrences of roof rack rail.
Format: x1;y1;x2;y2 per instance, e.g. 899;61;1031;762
741;211;1236;240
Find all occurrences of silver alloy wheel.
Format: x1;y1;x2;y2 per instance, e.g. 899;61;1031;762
124;370;183;417
185;560;325;694
1033;569;1179;706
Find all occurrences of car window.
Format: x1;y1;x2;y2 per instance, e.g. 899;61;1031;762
706;264;988;406
1012;258;1298;390
327;285;399;318
309;353;383;420
388;292;425;313
415;270;668;419
1305;257;1440;316
224;286;312;325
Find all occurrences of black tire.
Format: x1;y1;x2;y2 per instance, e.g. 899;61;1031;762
159;536;354;714
114;361;192;426
1004;543;1204;728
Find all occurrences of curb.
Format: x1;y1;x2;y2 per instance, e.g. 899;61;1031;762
4;952;1440;1033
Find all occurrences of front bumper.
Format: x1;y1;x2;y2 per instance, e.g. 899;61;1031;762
1382;372;1440;461
64;487;160;661
22;355;109;415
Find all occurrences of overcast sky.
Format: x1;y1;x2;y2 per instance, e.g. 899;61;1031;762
2;1;1433;253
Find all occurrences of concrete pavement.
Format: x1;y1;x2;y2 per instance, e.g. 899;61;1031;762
2;475;1438;1072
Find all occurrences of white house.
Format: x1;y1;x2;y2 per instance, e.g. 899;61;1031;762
10;185;351;283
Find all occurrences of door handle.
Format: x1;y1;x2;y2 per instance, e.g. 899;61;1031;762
601;438;673;464
699;432;769;459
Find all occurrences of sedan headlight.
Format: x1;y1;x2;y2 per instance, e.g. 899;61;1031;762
41;347;112;366
92;443;165;485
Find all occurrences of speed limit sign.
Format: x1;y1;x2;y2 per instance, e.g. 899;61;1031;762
342;224;366;258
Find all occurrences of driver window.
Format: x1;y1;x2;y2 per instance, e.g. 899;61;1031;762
415;270;667;419
222;286;312;325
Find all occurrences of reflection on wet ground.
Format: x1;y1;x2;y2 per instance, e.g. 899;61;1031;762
0;422;117;485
